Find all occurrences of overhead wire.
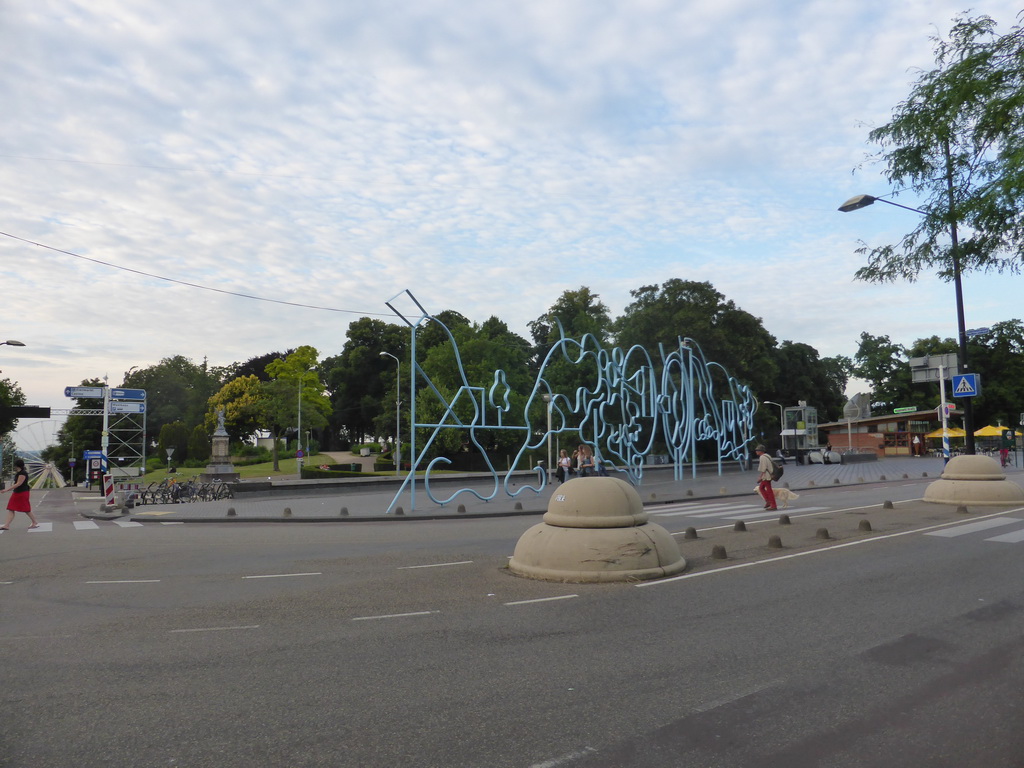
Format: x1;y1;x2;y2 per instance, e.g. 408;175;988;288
0;229;392;317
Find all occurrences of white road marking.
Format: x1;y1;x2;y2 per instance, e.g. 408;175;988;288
505;594;579;606
351;611;440;621
641;510;1024;587
648;501;747;514
111;519;144;528
651;504;759;518
241;572;322;579
984;528;1024;543
27;523;53;533
169;625;261;633
74;520;99;530
398;560;474;569
85;579;161;584
528;747;598;768
721;507;829;520
924;518;1022;537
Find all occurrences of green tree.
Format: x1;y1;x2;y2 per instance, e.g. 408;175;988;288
770;342;850;422
230;350;294;382
322;318;406;447
158;421;190;467
188;424;211;464
853;333;917;411
125;356;225;440
614;279;778;395
264;346;331;471
963;320;1024;428
0;375;26;437
41;378;104;481
414;316;534;459
528;287;612;402
206;375;266;443
855;14;1024;283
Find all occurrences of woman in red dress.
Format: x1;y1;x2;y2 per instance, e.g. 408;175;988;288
2;458;40;530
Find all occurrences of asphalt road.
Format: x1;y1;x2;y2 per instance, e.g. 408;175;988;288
3;477;1024;767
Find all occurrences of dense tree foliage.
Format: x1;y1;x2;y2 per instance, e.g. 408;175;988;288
0;376;26;477
41;378;104;479
264;346;332;470
614;279;779;398
207;375;266;443
855;14;1024;283
7;273;1021;473
123;356;226;440
853;333;915;412
414;316;534;458
0;375;26;437
528;287;612;401
854;325;1024;429
771;342;851;423
321;318;407;447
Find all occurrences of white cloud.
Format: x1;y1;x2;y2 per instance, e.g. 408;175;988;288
2;0;1022;438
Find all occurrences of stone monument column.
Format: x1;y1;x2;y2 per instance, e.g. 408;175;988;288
201;408;240;482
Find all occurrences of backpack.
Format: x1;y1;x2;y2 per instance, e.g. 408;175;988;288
770;458;784;482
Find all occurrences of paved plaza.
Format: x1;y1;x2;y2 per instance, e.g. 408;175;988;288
68;454;1024;523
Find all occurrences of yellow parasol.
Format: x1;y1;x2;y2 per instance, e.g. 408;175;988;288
924;427;966;439
974;425;1013;437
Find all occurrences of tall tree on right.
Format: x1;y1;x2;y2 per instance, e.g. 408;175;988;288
852;13;1024;452
855;13;1024;282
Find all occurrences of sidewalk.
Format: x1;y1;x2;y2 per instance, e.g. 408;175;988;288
72;456;1024;524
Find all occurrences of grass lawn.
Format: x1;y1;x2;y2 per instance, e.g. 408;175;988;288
139;454;364;483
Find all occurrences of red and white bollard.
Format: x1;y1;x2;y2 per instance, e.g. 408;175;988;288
103;474;115;507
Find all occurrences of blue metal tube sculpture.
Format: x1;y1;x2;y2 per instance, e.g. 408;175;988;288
385;290;757;513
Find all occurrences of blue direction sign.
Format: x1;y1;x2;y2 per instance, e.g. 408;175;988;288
65;386;104;398
952;373;981;398
110;388;147;400
109;402;146;414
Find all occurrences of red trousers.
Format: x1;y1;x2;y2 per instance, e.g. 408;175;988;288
758;479;776;509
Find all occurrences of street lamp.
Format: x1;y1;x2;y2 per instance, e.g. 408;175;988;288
542;393;553;479
379;351;401;476
839;193;975;454
763;401;785;452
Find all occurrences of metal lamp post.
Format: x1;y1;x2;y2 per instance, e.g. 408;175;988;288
542;393;553;479
839;192;975;454
379;351;401;475
763;400;785;452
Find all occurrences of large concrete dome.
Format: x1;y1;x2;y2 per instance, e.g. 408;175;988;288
508;476;686;583
923;454;1024;506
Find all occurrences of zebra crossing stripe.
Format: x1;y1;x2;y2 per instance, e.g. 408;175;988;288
719;507;828;520
74;520;100;530
925;518;1022;537
111;519;144;528
652;504;761;518
984;528;1024;543
27;523;53;533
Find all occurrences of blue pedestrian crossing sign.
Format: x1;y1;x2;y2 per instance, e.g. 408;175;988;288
952;373;981;398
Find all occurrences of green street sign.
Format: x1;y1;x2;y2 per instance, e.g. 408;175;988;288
893;406;917;414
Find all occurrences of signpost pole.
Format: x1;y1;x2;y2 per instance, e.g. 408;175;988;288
101;384;110;474
938;364;950;464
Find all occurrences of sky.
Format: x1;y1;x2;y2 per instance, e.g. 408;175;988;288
3;0;1023;450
